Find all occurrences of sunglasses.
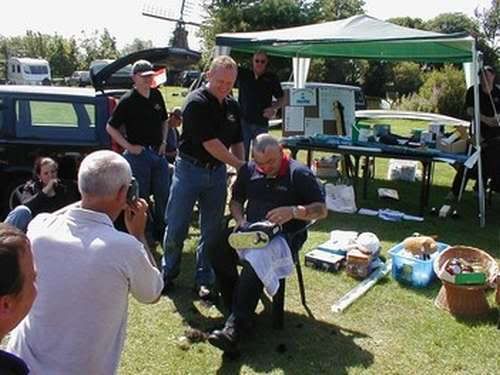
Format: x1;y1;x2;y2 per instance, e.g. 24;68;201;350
254;59;267;64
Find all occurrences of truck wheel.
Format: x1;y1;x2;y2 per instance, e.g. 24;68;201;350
8;183;25;210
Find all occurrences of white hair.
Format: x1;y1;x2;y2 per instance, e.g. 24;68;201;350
78;150;131;197
253;134;280;154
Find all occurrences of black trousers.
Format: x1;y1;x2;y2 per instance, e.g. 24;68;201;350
209;226;306;326
450;137;500;195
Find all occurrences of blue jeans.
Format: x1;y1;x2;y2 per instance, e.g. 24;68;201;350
4;205;32;232
124;147;170;241
162;157;227;286
242;119;268;160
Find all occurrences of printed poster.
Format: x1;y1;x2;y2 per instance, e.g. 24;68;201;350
284;106;304;132
304;117;323;136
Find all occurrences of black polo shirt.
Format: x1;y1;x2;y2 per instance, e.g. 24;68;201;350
108;88;167;147
179;86;243;166
0;349;30;375
231;158;325;233
465;84;500;141
237;67;283;127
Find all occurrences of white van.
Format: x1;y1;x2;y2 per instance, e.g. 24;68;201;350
7;57;51;85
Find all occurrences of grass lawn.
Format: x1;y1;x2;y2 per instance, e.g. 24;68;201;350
119;87;500;374
3;85;497;373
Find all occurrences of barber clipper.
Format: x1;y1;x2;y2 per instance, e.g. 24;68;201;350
228;220;282;250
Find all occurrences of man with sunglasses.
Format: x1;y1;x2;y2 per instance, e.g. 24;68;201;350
106;59;170;246
237;51;285;160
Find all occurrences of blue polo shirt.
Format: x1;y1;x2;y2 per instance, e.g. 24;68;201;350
231;158;325;233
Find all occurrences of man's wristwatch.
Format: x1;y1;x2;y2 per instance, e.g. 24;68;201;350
161;140;167;145
292;206;299;219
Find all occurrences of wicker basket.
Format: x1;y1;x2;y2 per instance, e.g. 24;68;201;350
433;246;498;317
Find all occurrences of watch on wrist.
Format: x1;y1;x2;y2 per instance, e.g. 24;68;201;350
292;206;299;219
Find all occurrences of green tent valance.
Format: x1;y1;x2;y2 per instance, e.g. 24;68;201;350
216;15;474;63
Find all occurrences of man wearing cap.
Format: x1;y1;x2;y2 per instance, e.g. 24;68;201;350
161;55;245;299
106;59;170;245
237;51;284;160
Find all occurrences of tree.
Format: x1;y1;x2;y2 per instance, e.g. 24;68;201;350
392;62;424;97
398;65;466;118
387;17;425;30
309;0;365;22
424;12;479;34
49;36;80;77
362;61;393;97
121;39;154;56
200;0;311;53
97;29;119;59
475;0;500;68
79;29;119;67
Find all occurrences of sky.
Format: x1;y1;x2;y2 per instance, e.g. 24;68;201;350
0;0;493;51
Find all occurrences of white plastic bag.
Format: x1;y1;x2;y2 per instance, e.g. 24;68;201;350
325;182;357;213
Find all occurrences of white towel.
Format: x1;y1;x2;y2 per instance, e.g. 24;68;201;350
238;235;294;297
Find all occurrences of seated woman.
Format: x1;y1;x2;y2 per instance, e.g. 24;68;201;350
4;157;80;231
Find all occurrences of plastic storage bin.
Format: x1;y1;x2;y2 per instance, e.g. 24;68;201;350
388;241;449;288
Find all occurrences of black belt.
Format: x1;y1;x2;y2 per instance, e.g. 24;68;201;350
179;153;220;170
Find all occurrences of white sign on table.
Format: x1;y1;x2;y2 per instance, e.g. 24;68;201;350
284;106;305;132
290;88;317;106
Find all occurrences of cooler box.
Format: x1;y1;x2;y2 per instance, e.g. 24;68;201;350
388;241;449;288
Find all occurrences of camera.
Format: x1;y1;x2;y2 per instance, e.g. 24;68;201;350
126;177;139;204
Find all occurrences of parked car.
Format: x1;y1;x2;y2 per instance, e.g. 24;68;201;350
181;70;201;88
67;70;91;87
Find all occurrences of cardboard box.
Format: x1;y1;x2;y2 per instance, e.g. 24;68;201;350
304;249;345;272
437;138;467;154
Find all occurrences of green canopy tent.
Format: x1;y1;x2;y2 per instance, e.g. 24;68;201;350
215;15;486;226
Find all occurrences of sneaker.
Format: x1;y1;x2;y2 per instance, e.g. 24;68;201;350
196;285;213;301
208;325;239;353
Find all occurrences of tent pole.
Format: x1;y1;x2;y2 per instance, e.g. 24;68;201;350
472;41;485;227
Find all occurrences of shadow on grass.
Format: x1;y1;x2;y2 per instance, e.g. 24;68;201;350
161;250;375;374
214;311;374;375
450;307;499;328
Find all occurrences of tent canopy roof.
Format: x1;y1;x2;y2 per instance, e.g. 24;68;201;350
216;15;474;63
